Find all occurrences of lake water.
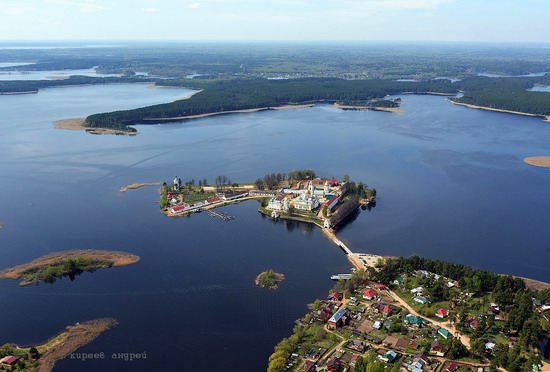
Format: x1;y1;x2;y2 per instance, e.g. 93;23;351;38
529;85;550;92
0;67;124;81
1;84;550;371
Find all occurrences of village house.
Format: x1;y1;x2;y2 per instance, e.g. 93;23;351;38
326;356;341;372
438;328;452;339
430;340;444;356
393;276;404;285
413;296;429;305
363;289;376;300
405;314;425;327
465;317;479;330
435;308;449;318
443;362;459;372
328;307;349;329
304;360;316;372
379;350;398;363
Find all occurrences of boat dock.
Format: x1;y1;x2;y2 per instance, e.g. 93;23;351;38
331;274;352;280
206;209;235;221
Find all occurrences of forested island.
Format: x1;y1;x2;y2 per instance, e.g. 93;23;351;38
256;269;285;289
0;250;140;286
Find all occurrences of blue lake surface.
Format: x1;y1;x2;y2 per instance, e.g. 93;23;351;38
0;83;550;371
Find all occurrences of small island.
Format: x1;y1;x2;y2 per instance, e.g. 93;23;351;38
0;318;118;371
255;269;285;289
0;250;140;286
524;156;550;169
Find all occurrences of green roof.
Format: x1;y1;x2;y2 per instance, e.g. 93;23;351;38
438;328;451;338
405;314;425;325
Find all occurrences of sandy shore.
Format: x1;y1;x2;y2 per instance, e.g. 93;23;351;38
37;318;118;372
524;156;550;169
333;103;403;113
120;182;161;192
449;100;550;122
142;104;315;122
517;276;550;291
0;90;38;95
0;249;140;286
54;118;140;136
402;91;457;96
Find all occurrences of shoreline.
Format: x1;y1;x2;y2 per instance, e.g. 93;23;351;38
524;156;550;169
257;203;550;287
142;104;315;122
449;99;550;122
333;102;403;113
54;118;140;136
36;318;118;372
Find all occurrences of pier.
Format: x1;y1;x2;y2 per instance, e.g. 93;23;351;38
331;274;352;280
206;209;235;221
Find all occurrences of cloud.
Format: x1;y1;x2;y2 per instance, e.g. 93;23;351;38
343;0;454;10
45;0;108;13
141;7;160;13
188;2;201;9
0;1;33;15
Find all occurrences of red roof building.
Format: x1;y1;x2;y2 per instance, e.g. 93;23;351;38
304;360;316;372
326;196;339;211
363;289;376;300
330;292;342;301
171;204;189;213
327;357;341;372
376;284;387;290
436;308;449;318
207;196;222;204
382;305;392;315
444;362;459;372
0;356;20;366
465;317;479;329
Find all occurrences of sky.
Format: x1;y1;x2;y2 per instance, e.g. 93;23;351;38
1;0;549;42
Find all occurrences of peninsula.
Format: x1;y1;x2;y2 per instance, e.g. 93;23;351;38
82;78;457;132
120;181;162;192
268;256;550;372
0;250;140;286
0;318;118;372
